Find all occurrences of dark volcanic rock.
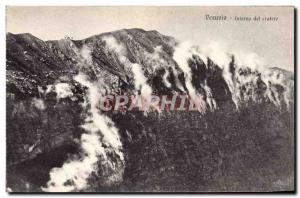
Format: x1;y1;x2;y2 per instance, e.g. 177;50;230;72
6;28;294;192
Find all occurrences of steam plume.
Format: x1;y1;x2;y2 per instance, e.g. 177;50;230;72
42;44;124;192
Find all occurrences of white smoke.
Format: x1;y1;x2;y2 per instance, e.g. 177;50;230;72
54;83;73;101
42;133;106;192
43;45;124;192
79;45;93;64
192;40;293;109
131;63;153;110
162;69;172;88
45;85;54;94
171;39;293;110
190;41;240;108
139;44;175;90
31;98;46;110
74;74;124;153
261;69;293;109
173;41;207;113
102;35;156;111
193;40;265;71
102;36;126;55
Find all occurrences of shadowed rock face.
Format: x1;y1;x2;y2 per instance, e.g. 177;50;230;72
6;28;294;192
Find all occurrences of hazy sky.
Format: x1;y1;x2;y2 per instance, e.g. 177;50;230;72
6;6;294;71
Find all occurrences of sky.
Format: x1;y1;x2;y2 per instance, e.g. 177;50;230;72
6;6;294;71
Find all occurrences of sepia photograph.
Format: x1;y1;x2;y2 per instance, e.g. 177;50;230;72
5;6;295;193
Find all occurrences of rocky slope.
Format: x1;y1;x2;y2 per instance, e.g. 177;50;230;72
6;28;294;192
